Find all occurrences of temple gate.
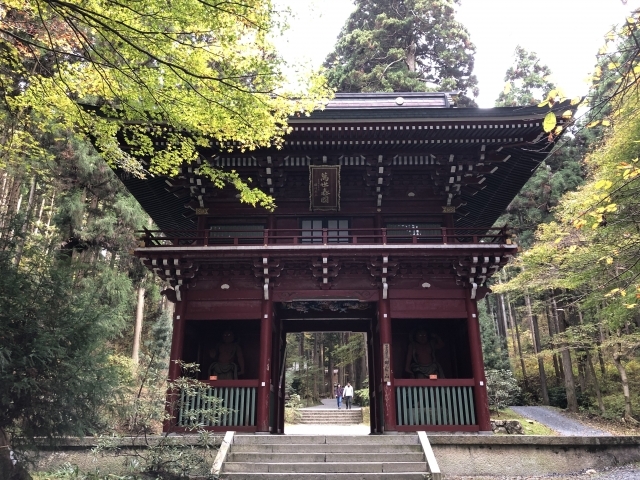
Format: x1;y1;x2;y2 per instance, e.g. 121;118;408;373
124;92;571;433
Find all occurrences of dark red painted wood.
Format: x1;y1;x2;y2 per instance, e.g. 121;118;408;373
164;300;186;432
390;298;467;319
394;379;475;387
378;295;396;432
465;293;491;432
200;380;260;387
185;299;262;320
257;298;273;432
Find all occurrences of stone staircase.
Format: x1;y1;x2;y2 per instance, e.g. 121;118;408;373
219;434;430;479
298;408;362;425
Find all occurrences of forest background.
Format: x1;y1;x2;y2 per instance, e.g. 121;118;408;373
2;0;640;478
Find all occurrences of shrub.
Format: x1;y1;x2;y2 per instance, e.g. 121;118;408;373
486;369;521;413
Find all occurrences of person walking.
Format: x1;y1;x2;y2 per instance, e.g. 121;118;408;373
343;382;354;410
335;383;344;409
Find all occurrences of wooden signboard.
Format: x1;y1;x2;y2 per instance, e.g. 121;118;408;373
383;343;391;382
309;165;340;211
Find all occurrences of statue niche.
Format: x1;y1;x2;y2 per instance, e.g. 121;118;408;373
404;329;445;379
208;330;245;380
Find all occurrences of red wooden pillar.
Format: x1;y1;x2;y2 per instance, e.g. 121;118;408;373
168;299;186;381
378;295;397;432
165;298;186;432
257;298;274;432
465;292;491;431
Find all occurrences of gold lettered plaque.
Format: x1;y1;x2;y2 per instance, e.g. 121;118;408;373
309;165;340;211
383;343;391;382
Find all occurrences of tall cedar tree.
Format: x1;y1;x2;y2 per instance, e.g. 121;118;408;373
495;46;556;107
493;47;584;246
324;0;478;105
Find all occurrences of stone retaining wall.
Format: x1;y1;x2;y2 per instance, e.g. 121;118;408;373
429;435;640;476
27;434;640;477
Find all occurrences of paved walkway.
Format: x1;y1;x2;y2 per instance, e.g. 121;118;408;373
510;406;611;436
299;398;362;410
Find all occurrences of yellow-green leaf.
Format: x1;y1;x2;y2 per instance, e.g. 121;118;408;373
543;112;557;133
562;110;573;119
503;82;512;95
602;119;611;126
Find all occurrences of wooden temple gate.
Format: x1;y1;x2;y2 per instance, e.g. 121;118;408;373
125;93;572;433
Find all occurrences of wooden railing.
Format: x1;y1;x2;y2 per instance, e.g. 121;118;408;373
138;227;510;248
177;380;258;428
395;379;476;427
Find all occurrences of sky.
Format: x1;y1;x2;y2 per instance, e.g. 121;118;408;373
274;0;640;107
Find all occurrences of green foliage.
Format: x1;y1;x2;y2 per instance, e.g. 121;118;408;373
354;388;369;407
284;393;303;424
0;240;132;444
495;46;556;107
324;0;478;105
479;299;511;371
0;0;331;209
486;369;521;413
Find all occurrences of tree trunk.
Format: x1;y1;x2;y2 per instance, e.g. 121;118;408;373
14;176;37;267
405;42;417;72
527;293;549;405
586;351;605;415
612;334;638;423
0;427;31;480
360;333;367;389
553;296;578;412
132;286;145;364
328;353;334;398
545;306;562;381
507;294;527;383
313;334;319;401
597;322;607;376
501;294;518;360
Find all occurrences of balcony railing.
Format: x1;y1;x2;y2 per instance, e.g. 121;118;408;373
138;227;510;248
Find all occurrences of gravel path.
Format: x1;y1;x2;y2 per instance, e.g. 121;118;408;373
510;406;611;436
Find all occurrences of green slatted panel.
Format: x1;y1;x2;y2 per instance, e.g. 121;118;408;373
418;387;426;425
452;388;460;425
213;388;219;425
250;388;256;426
411;387;418;425
199;387;205;425
446;387;453;425
435;387;442;425
231;388;238;426
395;388;402;426
239;388;245;426
246;388;252;426
457;387;465;425
468;387;476;425
461;386;470;425
402;386;409;425
429;387;435;425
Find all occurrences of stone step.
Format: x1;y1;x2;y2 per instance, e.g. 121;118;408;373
223;462;427;474
298;412;362;416
233;435;420;445
231;444;423;454
228;453;425;463
297;420;362;424
221;474;429;480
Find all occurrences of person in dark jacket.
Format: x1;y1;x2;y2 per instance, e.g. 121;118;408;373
335;384;344;409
